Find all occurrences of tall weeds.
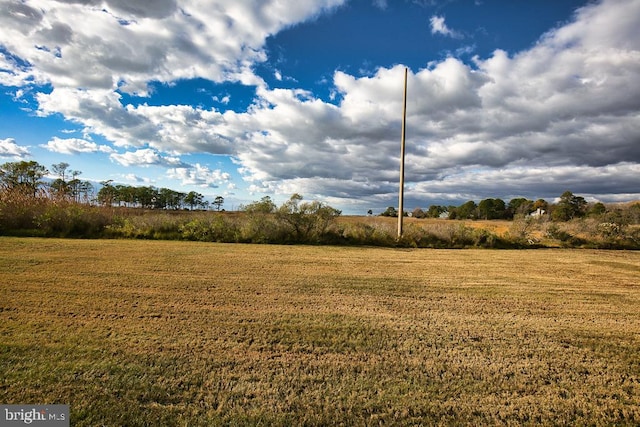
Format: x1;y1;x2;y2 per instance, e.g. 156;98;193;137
1;187;638;248
0;188;114;238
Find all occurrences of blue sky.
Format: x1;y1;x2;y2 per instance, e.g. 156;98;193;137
1;0;639;214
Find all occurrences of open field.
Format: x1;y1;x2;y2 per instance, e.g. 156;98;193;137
1;237;640;425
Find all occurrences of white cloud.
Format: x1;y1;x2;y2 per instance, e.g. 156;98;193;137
247;182;277;195
0;0;346;93
36;88;156;147
373;0;388;10
411;163;640;203
43;136;114;154
229;60;490;189
36;89;241;154
232;0;640;205
454;45;476;57
213;95;231;105
122;173;152;184
12;89;25;100
167;163;231;188
429;15;463;39
1;0;639;210
0;138;30;159
131;104;238;154
110;148;185;167
0;49;43;88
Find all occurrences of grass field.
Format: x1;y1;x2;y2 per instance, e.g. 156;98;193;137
1;237;639;425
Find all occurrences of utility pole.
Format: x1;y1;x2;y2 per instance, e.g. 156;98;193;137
398;67;408;238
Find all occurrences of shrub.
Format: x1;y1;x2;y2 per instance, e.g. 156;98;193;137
507;215;534;243
545;224;573;242
276;194;341;243
2;185;638;249
179;215;240;243
106;214;182;240
0;188;49;232
36;201;112;237
597;222;622;239
339;222;395;246
471;228;496;248
240;213;287;243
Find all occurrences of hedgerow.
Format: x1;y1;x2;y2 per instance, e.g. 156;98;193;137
1;185;639;248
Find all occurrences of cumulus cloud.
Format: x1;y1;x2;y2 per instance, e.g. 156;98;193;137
121;173;152;184
233;0;640;205
1;0;639;209
232;61;490;189
0;49;44;87
0;138;30;159
410;163;640;205
43;136;114;154
110;148;186;167
36;88;157;147
167;163;231;188
429;15;463;39
0;0;345;93
36;89;242;154
131;104;238;154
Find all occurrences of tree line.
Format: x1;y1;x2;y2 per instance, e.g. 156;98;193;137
3;160;630;222
96;181;224;211
380;191;627;222
0;160;343;243
2;160;639;248
0;160;224;211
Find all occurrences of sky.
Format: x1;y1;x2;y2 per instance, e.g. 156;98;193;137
1;0;639;214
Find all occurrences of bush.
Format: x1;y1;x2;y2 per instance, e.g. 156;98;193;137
2;186;638;249
0;189;113;238
339;222;395;246
179;215;240;243
545;224;585;247
397;224;429;248
276;194;341;243
545;224;572;242
507;215;534;243
36;201;113;237
106;214;182;240
240;212;288;244
0;188;48;232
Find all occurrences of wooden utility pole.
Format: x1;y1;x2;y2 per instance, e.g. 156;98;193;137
398;67;408;238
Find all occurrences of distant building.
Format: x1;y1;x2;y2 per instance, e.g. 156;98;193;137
530;208;546;217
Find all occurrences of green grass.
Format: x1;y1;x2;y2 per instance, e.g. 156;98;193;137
1;237;640;425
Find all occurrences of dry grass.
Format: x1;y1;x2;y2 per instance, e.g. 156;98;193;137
340;216;514;237
1;237;639;425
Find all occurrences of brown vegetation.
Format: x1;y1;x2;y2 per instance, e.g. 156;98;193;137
2;169;640;248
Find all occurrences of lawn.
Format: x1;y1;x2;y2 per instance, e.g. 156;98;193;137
1;237;639;425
